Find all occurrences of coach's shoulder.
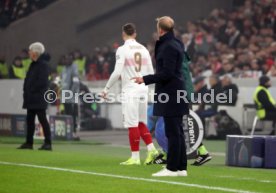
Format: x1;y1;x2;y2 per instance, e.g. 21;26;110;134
163;40;178;51
165;39;183;52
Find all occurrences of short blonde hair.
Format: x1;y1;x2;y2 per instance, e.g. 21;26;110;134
156;16;174;32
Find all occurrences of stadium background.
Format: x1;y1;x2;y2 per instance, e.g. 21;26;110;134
0;1;276;193
0;0;275;134
0;0;232;64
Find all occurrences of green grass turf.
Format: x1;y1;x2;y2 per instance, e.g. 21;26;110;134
0;137;275;193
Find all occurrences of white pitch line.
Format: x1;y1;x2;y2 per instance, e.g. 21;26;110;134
211;152;225;157
0;161;258;193
217;175;275;184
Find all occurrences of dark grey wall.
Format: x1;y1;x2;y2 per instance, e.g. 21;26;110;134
0;0;233;66
78;0;233;47
0;0;132;65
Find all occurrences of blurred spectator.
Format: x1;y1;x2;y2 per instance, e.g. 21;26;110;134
20;49;32;72
0;0;15;27
91;47;105;74
195;26;216;55
221;75;239;105
196;75;222;125
253;75;276;122
0;54;9;78
86;64;101;81
182;33;196;59
102;45;115;73
193;76;208;110
267;63;276;77
101;62;110;80
9;56;26;79
221;59;234;75
148;0;276;79
225;24;241;48
56;55;65;75
0;0;56;28
85;46;114;80
2;0;276;82
61;54;79;139
79;82;100;118
73;50;86;76
11;0;32;21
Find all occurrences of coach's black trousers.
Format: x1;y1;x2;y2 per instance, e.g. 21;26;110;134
164;116;187;171
26;109;51;145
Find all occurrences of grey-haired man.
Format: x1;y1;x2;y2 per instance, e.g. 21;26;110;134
18;42;52;151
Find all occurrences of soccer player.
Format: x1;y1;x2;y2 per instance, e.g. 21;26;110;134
102;23;158;165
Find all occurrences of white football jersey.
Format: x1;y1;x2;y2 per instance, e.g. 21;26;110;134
104;39;154;92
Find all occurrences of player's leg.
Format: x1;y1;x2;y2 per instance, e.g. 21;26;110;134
120;96;141;165
192;143;212;166
192;110;212;166
152;117;167;164
138;100;158;164
139;122;157;151
138;99;153;147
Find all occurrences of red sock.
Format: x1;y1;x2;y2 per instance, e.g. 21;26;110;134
138;122;153;145
128;127;140;151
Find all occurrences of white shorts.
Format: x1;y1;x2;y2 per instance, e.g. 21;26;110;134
121;88;148;128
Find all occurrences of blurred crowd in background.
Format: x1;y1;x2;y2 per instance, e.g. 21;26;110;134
0;0;56;28
0;0;276;81
147;0;276;78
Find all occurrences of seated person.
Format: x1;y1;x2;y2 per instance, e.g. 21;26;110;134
221;75;239;106
195;75;222;121
193;76;208;112
253;76;276;121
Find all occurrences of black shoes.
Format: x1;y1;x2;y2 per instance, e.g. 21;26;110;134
17;143;33;150
191;154;212;166
38;143;52;151
18;143;52;151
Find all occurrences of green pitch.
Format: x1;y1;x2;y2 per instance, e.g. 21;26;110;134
0;137;275;193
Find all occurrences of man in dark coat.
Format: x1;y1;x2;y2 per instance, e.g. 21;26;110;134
133;16;189;177
18;42;52;151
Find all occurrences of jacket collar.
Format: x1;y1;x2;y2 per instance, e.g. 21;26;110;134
159;31;175;43
33;53;49;64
